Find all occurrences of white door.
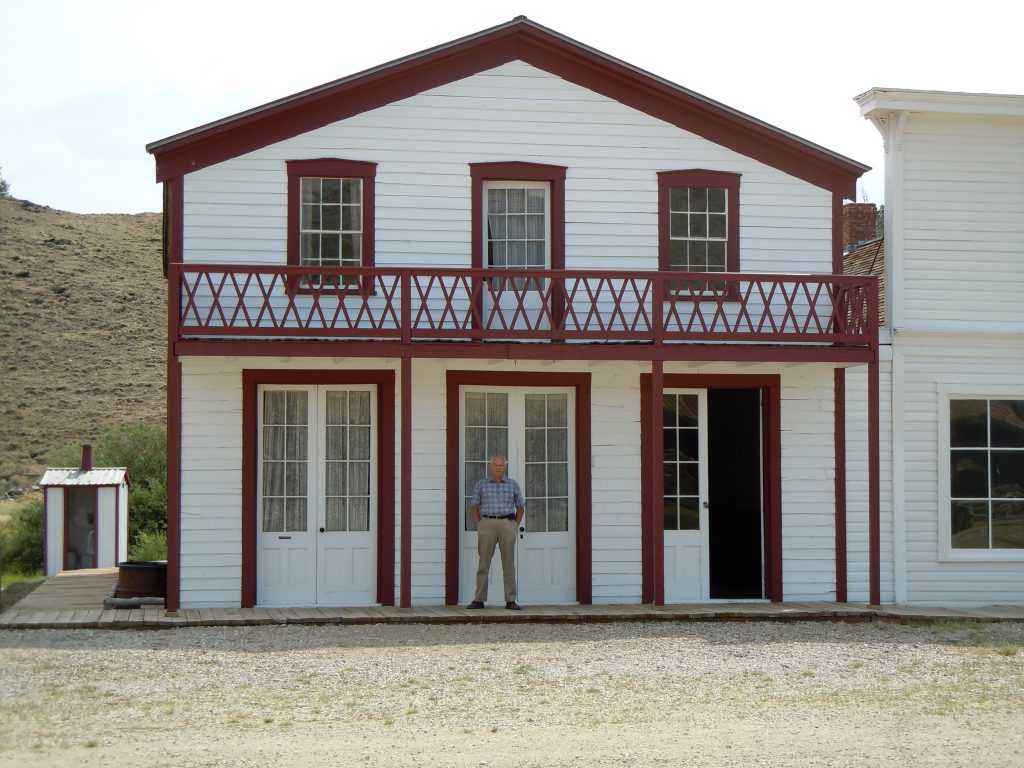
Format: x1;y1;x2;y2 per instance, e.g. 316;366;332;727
257;385;376;607
663;390;710;602
482;181;550;331
459;388;576;604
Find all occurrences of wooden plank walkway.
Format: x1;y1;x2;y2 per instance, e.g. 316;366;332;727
2;569;1022;630
4;568;117;612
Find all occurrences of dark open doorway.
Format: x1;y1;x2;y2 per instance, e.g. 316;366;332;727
708;388;763;599
65;487;96;570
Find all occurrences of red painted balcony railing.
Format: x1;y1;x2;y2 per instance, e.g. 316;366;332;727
170;264;877;347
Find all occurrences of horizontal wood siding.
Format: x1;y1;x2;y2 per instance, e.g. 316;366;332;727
182;62;831;273
779;366;841;601
900;113;1024;330
844;360;894;603
589;364;644;602
179;357;403;608
178;355;844;606
407;359;447;605
892;335;1024;606
180;360;244;608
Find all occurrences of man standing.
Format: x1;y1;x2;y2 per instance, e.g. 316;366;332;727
467;454;525;610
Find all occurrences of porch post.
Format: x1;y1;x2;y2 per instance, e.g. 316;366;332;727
868;358;881;605
165;177;183;613
400;355;412;608
834;367;847;603
650;360;664;606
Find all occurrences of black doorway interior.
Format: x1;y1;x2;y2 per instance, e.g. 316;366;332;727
708;388;763;599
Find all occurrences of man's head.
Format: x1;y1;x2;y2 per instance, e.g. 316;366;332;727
489;454;508;481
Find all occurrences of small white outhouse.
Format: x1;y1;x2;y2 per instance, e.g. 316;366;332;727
39;445;129;575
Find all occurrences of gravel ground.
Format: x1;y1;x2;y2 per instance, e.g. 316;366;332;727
1;619;1023;767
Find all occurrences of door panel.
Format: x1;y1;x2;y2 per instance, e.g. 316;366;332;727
517;392;574;603
316;389;376;605
258;389;316;606
258;385;376;607
663;390;709;602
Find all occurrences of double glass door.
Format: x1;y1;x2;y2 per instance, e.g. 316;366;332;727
459;387;576;604
257;385;377;606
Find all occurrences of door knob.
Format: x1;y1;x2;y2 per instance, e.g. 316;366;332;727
319;527;325;533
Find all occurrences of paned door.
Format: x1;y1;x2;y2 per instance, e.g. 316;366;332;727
257;385;376;606
662;390;710;602
459;387;576;604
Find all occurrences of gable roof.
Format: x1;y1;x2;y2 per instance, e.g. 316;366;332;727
147;17;868;195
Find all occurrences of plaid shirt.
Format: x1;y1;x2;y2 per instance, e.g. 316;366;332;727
471;476;525;517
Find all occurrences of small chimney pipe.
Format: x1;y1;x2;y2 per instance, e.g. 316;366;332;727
81;444;93;472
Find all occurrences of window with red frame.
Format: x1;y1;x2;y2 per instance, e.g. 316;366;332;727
658;170;740;294
287;159;376;287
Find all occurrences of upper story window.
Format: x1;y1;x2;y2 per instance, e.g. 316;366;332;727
485;181;550;274
287;159;376;286
658;170;740;290
470;162;566;272
949;398;1024;551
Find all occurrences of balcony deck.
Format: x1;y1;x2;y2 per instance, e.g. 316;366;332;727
170;265;878;362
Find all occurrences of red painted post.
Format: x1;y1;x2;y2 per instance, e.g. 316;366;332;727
166;266;182;613
651;360;664;606
400;356;412;608
834;367;848;603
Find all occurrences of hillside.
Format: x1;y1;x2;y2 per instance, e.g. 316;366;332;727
0;195;165;491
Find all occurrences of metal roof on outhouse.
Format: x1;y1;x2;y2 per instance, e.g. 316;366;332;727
39;468;129;487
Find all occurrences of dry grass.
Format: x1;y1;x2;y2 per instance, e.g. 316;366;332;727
0;196;164;492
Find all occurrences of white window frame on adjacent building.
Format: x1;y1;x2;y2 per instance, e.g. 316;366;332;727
937;386;1024;562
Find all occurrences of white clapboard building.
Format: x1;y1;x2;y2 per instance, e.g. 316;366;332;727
146;18;889;611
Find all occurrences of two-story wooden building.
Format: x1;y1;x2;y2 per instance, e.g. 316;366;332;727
852;88;1024;606
147;18;879;612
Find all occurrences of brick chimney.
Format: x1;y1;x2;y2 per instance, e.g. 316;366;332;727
81;444;93;472
843;203;879;251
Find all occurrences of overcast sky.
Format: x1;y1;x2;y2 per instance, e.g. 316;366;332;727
2;0;1020;214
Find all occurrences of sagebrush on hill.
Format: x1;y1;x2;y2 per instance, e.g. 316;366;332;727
0;196;165;491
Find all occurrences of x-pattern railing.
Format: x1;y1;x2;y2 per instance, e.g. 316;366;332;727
172;264;877;346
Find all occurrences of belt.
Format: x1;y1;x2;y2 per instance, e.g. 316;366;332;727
482;514;516;520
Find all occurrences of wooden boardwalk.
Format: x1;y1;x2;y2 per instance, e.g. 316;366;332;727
2;568;1022;630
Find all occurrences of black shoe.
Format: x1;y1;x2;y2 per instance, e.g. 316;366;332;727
505;601;521;611
466;601;485;609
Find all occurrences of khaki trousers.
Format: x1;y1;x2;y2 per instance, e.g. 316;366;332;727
475;516;518;602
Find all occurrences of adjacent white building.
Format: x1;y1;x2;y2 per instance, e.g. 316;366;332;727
853;89;1024;606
